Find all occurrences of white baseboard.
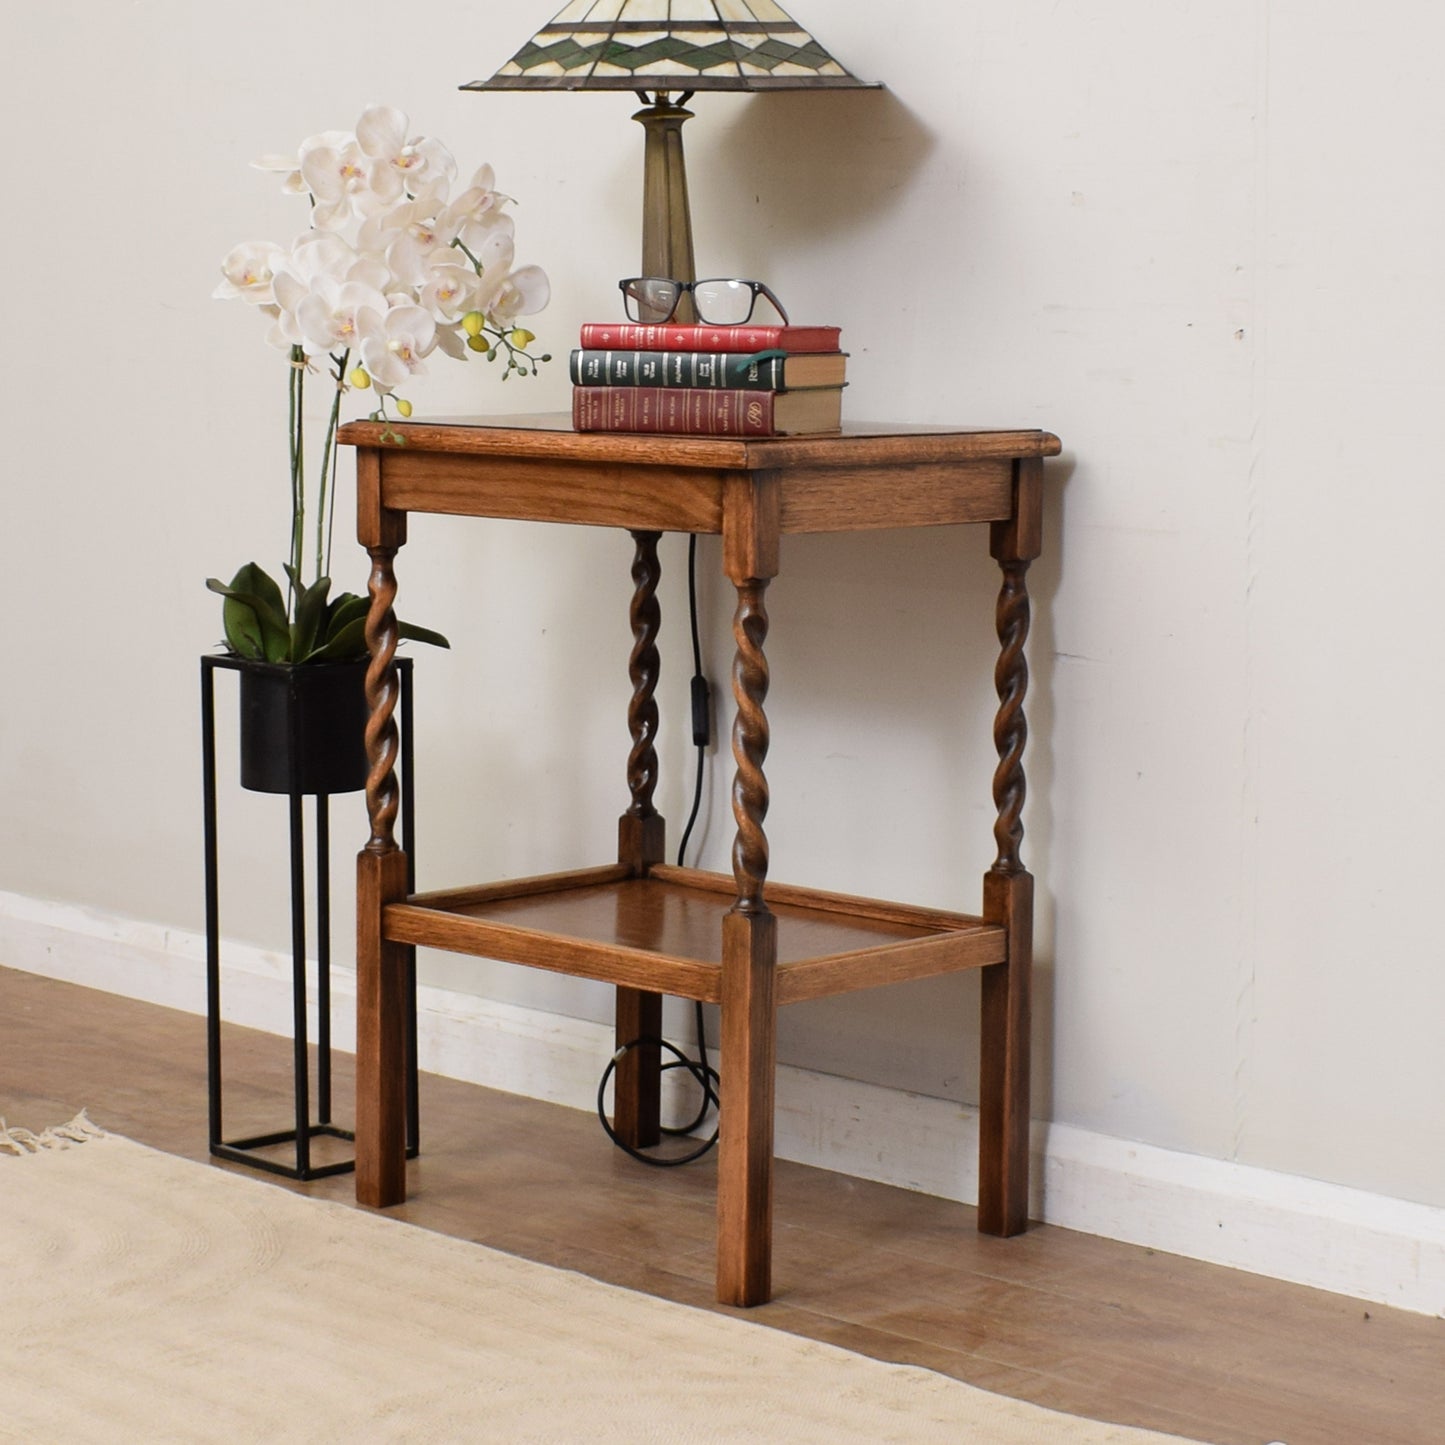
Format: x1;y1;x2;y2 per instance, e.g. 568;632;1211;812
4;888;1442;1318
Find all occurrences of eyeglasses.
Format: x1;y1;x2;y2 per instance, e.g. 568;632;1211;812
619;277;790;327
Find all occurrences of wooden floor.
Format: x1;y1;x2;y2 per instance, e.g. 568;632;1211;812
3;966;1440;1444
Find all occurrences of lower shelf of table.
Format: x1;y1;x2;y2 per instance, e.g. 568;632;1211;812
382;863;1007;1006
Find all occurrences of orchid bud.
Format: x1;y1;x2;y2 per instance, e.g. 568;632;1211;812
396;398;413;418
509;328;535;348
461;311;485;337
466;334;488;353
350;367;371;390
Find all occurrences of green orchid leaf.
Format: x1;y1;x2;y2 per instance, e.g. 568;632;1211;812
228;599;268;658
397;621;451;650
210;564;446;665
325;593;369;637
208;564;292;662
230;563;288;621
291;576;332;662
205;581;265;659
306;616;368;663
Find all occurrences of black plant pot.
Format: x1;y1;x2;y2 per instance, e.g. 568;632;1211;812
238;658;370;796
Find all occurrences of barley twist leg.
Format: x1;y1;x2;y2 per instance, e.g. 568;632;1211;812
991;559;1031;874
625;530;663;821
614;531;665;1147
729;579;771;914
364;546;402;855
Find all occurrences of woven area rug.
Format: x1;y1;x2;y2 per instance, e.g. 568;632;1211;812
1;1117;1196;1444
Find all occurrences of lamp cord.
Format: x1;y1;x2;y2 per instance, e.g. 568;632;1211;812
598;534;719;1166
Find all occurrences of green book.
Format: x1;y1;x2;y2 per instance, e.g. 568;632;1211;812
569;347;847;391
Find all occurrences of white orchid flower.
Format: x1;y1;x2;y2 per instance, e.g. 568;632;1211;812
389;222;454;288
484;265;551;326
298;129;354;159
465;220;517;291
277;229;357;278
358;304;437;392
418;256;479;323
357;189;448;269
355;104;456;203
271;232;361;347
299;131;380;229
262;307;290;351
433;324;468;361
360;194;456;288
213;241;286;305
455;210;515;281
296;277;391;355
272;241;392;356
453;162;497;206
470;228;531;314
480;265;551;328
357;200;408;255
346;252;391;295
217;104;550;408
251;153;308;196
442;165;514;250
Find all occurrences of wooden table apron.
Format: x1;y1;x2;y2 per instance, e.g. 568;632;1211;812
338;415;1060;1308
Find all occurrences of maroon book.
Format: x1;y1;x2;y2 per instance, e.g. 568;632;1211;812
573;385;843;437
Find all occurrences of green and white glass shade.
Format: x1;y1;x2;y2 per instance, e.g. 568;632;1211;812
467;0;872;92
463;1;878;311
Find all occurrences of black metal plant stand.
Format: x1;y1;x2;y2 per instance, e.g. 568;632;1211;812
201;653;419;1180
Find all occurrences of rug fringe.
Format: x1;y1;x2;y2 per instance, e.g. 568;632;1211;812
0;1110;106;1157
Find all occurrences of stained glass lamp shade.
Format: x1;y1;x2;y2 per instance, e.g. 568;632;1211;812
463;1;877;317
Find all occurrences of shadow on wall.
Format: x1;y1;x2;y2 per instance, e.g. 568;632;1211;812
688;88;936;268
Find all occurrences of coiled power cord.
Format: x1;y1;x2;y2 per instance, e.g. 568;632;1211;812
597;535;720;1166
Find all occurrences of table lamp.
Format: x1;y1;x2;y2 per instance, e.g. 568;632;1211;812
463;1;877;322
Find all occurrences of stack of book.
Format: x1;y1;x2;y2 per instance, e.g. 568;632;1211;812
570;320;847;437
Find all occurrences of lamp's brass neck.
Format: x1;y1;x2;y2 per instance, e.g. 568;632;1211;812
633;98;697;317
634;88;695;112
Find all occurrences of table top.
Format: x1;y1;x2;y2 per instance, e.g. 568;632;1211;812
339;413;1058;536
338;413;1061;470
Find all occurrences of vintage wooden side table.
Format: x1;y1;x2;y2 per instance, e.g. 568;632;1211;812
338;415;1059;1307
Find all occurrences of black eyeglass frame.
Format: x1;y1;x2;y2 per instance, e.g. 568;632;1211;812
618;276;791;327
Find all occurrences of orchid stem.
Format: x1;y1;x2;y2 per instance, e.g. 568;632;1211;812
451;237;483;272
317;349;349;584
287;347;306;617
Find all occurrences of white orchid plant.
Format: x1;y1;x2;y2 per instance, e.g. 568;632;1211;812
209;103;550;664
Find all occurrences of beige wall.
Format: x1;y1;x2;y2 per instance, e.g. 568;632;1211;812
4;1;1443;1210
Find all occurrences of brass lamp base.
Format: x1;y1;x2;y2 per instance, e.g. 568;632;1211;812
634;93;698;323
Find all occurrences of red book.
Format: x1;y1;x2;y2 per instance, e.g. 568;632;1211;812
573;385;843;437
577;321;842;355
